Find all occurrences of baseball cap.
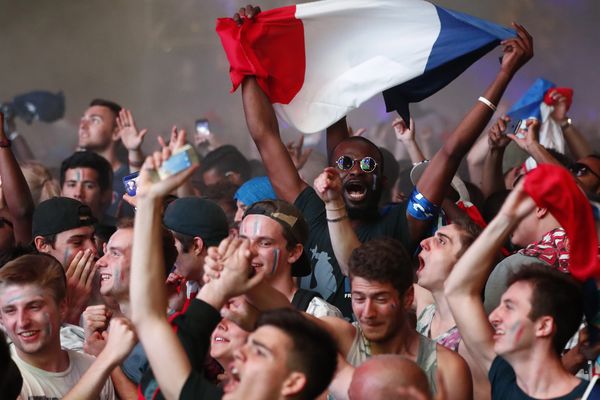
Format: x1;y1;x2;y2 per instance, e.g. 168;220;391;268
243;199;311;277
32;197;97;237
163;197;229;247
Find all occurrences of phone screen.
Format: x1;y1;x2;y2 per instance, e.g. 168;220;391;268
195;119;210;136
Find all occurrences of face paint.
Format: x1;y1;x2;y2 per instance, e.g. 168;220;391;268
253;219;260;236
42;312;52;336
271;249;280;274
62;249;72;269
509;321;524;346
75;169;82;182
372;174;377;191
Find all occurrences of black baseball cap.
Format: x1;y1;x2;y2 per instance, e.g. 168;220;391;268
243;199;311;277
32;197;97;237
163;197;229;247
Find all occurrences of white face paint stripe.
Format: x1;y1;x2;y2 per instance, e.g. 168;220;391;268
272;248;280;274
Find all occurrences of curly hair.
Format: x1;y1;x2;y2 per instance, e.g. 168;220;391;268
348;238;413;296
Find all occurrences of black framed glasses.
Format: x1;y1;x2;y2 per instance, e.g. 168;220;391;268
335;156;378;173
570;163;600;180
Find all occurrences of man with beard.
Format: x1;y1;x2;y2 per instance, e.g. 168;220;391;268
238;5;534;318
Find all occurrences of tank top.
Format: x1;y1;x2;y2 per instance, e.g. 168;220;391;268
346;322;439;393
416;303;462;352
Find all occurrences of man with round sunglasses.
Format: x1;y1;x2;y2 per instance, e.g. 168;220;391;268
238;5;533;319
570;155;600;195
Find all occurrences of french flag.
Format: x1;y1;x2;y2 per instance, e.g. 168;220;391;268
216;0;514;134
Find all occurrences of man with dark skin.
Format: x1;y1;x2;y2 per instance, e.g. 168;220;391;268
235;5;534;318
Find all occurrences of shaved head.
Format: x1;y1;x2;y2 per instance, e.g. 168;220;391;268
348;355;431;400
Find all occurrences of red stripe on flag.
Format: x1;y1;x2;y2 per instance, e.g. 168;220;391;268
216;5;305;104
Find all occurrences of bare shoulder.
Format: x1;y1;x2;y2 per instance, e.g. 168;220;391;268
437;344;473;400
437;344;469;371
319;316;357;355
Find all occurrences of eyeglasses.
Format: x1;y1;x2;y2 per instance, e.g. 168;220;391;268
335;156;378;173
570;163;600;180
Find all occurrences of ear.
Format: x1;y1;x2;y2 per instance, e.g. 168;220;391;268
34;236;51;253
111;122;121;142
536;207;549;219
287;243;303;265
192;237;205;256
225;171;242;185
281;371;307;397
535;315;555;339
402;285;415;311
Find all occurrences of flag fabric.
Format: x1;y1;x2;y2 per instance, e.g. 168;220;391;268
216;0;514;134
523;164;600;282
507;78;575;171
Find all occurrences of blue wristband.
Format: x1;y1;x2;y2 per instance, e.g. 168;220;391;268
407;188;440;221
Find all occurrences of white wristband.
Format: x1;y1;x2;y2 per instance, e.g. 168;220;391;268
478;96;497;112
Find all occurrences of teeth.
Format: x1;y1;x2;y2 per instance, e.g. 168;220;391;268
214;337;227;342
100;274;111;281
20;331;37;337
231;367;240;381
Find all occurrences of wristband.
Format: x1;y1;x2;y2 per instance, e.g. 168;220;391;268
326;214;349;223
478;96;497;112
407;188;440;221
325;205;346;212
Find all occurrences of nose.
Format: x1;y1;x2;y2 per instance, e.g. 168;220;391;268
85;240;99;258
79;117;89;130
419;237;431;250
362;299;377;319
488;307;501;326
17;309;31;329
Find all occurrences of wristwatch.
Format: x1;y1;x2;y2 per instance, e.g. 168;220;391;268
0;137;11;148
560;117;572;130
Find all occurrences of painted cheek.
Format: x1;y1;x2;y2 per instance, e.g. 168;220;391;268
271;249;280;274
42;312;52;337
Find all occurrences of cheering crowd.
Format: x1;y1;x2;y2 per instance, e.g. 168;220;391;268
1;4;600;400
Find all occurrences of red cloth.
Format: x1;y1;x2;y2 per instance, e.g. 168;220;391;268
523;164;599;281
216;6;305;103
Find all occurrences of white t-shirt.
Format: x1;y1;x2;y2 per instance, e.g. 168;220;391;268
11;345;115;400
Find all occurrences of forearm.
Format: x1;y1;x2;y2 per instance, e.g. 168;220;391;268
245;280;292;311
525;142;562;166
418;70;513;206
445;213;517;297
9;133;35;163
127;149;144;173
63;352;117;399
326;117;349;159
325;200;360;276
562;124;592;159
400;139;426;164
242;76;281;145
130;196;167;326
0;146;34;221
482;148;506;198
110;366;138;400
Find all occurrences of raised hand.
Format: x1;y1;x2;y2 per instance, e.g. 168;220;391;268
506;118;540;152
117;109;148;152
499;23;534;77
393;117;416;143
487;116;512;150
549;89;570;123
220;296;259;331
102;317;138;364
233;4;261;25
158;125;187;153
498;179;536;222
314;167;344;204
286;134;312;170
64;249;97;324
135;147;198;200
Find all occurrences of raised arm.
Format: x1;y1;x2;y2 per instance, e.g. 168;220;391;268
130;150;198;400
409;24;533;243
64;318;136;400
549;90;592;160
242;76;307;203
313;167;360;275
481;116;512;198
394;117;426;164
0;111;34;245
116;108;147;173
444;181;536;373
507;119;563;166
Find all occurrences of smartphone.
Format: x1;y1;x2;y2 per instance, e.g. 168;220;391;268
195;119;210;136
503;119;523;135
158;144;200;180
582;375;600;400
122;171;140;197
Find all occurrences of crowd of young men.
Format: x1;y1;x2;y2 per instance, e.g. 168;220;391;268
1;4;600;400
